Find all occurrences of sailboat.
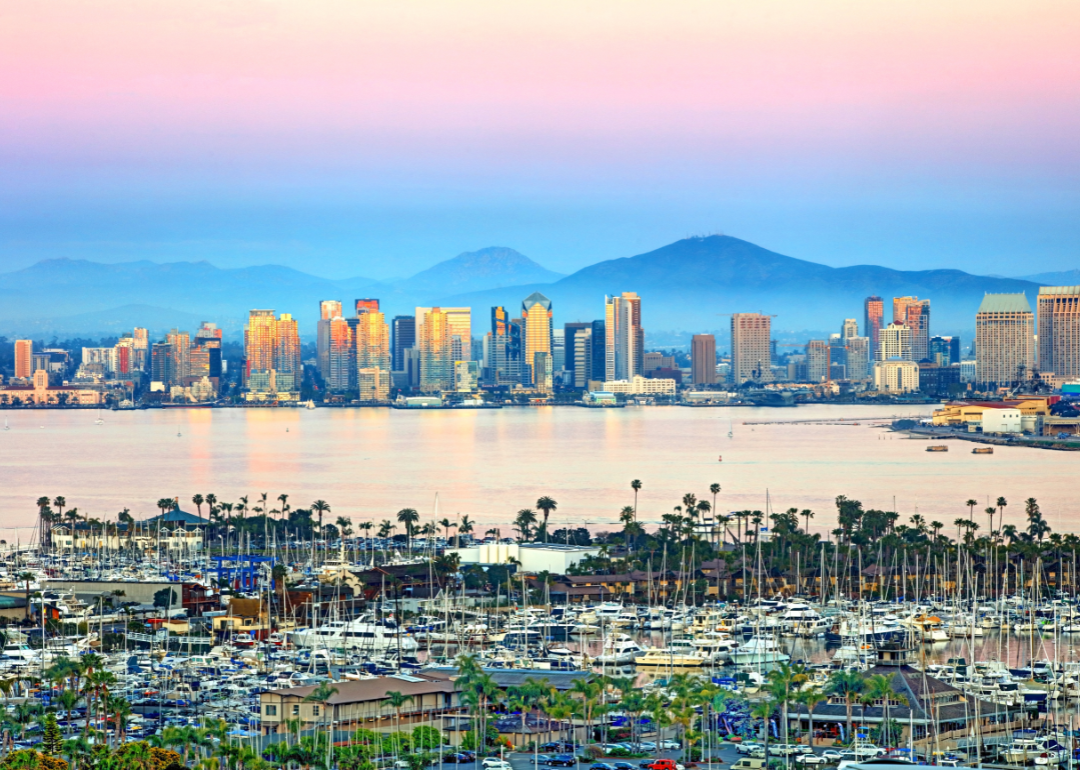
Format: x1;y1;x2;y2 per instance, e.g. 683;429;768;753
95;409;104;425
305;400;316;410
3;418;8;431
728;419;734;439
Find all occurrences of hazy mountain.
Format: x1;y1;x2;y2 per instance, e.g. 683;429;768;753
1018;269;1080;285
392;247;564;299
435;236;1043;334
0;304;227;339
0;259;384;332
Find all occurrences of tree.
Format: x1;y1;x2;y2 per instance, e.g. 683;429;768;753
798;688;827;747
765;662;808;749
153;588;177;610
396;508;419;551
192;494;204;517
384;690;414;758
536;497;558;542
41;712;63;756
312;499;330;541
632;480;643;521
826;670;864;742
862;673;908;746
513;509;537;542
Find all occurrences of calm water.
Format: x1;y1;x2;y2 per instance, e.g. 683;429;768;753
1;404;1075;537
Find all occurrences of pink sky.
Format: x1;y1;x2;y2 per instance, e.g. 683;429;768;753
1;1;1078;276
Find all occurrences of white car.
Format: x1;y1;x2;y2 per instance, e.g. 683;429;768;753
483;761;514;770
795;755;828;765
658;741;681;751
736;744;763;756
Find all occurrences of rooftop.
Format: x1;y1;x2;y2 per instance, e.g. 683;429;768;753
977;292;1032;314
267;673;455;703
1038;285;1080;295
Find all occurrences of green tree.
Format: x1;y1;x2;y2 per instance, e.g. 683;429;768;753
396;508;420;551
826;670;864;742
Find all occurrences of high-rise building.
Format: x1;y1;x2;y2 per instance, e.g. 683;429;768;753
317;300;344;379
454;360;480;392
244;309;300;396
590;320;606;386
114;336;133;376
165;329;191;386
326;316;355;391
391;315;416;373
132;327;149;371
552;328;565;374
563;323;592;386
424;307;472;366
355;311;390;395
875;360;920;392
976;293;1035;388
151;342;172;385
604;293;643;382
731;313;772;384
1037;285;1080;378
842;319;859;339
14;340;32;379
844;337;870;380
877;322;913;361
864;297;884;361
929;336;960;367
806;340;831;382
522;292;553;385
893;296;931;361
194;322;223;379
532;351;553;393
416;307;454;392
691;334;717;385
355;298;380;315
491;306;510;336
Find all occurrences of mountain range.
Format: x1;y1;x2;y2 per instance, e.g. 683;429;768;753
0;236;1068;339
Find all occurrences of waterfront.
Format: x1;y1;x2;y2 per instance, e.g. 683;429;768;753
1;404;1075;535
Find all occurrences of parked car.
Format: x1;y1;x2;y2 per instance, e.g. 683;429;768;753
819;751;842;763
736;744;763;756
658;741;681;751
795;755;828;765
636;742;657;752
614;763;636;770
591;764;617;770
443;754;472;764
483;760;513;769
548;756;577;767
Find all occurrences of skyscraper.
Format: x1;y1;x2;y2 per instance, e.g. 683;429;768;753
317;300;344;379
355;310;391;393
165;329;191;386
877;322;913;361
427;307;472;365
416;307;454;392
806;340;831;382
132;327;149;371
590;320;606;386
893;296;931;361
845;336;870;381
14;340;32;379
842;319;859;339
327;316;355;391
244;309;300;396
275;313;301;393
355;298;380;315
522;292;553;386
564;322;593;387
730;313;772;384
491;306;510;336
391;315;416;372
864;296;883;361
976;293;1035;388
604;293;643;382
691;334;717;385
195;322;223;379
1037;285;1080;378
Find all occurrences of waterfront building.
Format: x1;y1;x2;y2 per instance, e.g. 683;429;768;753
918;362;961;397
317;300;344;379
874;359;919;393
151;342;172;386
893;296;931;361
864;296;884;360
354;298;379;315
165;329;191;386
14;339;32;379
603;375;676;396
805;339;831;382
1037;285;1080;379
0;369;104;406
563;322;593;388
845;336;871;381
522;292;553;385
878;322;913;361
975;293;1035;389
731;313;773;384
355;311;390;371
416;307;454;392
691;334;717;385
532;350;553;393
454;360;480;392
244;309;301;399
552;328;565;374
604;293;643;381
391;315;416;373
114;336;132;376
358;367;390;401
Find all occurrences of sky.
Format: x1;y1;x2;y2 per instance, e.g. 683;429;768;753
1;0;1078;280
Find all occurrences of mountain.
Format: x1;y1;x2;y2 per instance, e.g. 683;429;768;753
0;259;384;333
434;236;1043;334
0;304;225;338
1018;269;1080;285
392;247;564;299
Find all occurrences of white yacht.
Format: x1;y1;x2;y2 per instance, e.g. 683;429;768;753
287;618;419;654
731;635;790;666
634;647;707;668
596;634;647;665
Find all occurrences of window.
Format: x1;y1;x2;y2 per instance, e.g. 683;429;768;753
265;705;277;716
292;705;300;716
312;705;320;717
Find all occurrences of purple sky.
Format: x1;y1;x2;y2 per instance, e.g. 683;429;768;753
1;0;1078;279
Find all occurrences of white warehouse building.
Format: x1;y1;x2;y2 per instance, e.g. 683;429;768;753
447;543;600;573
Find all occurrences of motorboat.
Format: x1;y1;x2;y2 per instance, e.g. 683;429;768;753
634;647;708;668
731;635;790;666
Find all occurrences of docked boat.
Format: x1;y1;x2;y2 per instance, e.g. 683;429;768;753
926;445;949;452
731;635;790;666
972;446;993;454
287;618;419;655
633;647;708;668
596;634;647;665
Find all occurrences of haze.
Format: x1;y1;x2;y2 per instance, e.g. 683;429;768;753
1;0;1078;279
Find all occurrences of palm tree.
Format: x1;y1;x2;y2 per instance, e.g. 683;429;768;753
862;673;908;746
765;662;808;748
798;688;827;747
997;496;1008;536
439;517;455;547
396;508;420;551
632;480;643;521
53;496;67;521
191;494;204;517
750;698;776;758
385;690;414;757
826;670;864;742
312;500;331;542
459;515;474;545
514;509;537;542
336;516;354;539
536;497;558;542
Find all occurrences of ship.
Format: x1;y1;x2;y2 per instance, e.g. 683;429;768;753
926;445;949;452
972;446;994;454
